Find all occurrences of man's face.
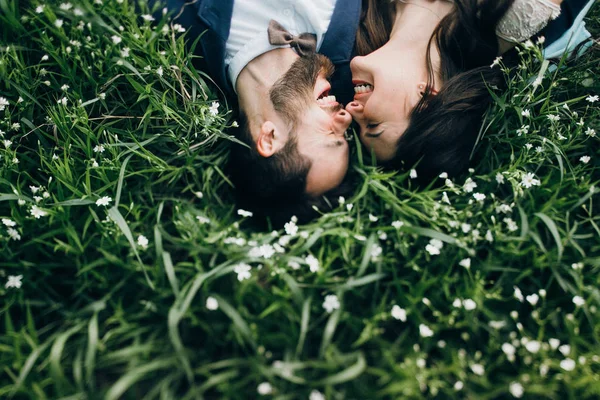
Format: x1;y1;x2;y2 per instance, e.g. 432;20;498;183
270;54;352;196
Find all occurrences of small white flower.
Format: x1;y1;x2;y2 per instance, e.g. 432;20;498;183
463;178;477;193
91;159;99;168
485;230;494;242
425;243;440;256
61;84;70;91
392;220;404;229
7;228;21;241
111;35;122;44
439;172;448;179
196;215;210;224
523;39;534;48
536;35;546;44
580;156;591;164
502;342;516;356
55;19;64;28
59;2;73;10
205;296;219;310
194;191;203;199
5;275;23;288
233;263;252;281
208;101;219;116
257;382;273;395
454;381;464;391
463;299;477;311
521;172;540;189
370;244;382;261
547;114;560;122
93;144;105;153
470;363;485;376
409;169;418;179
0;97;9;111
441;191;450;204
322;294;340;313
586;95;599;103
309;390;325;400
490;56;502;68
172;23;186;33
473;192;486;202
526;294;539;306
504;218;518;232
284;220;298;236
35;5;45;13
419;324;434;337
549;338;560;350
95;196;112;206
571;262;584;270
137;235;149;249
120;47;130;58
489;320;506;329
558;344;571;356
525;340;541;353
57;97;67;106
156;66;163;77
305;254;320;273
585;127;596;137
514;286;524;302
2;218;16;227
141;14;155;22
30;205;48;218
287;261;300;270
572;295;585;306
368;213;378;222
560;358;576;371
521;109;530;118
459;258;471;269
509;382;524;398
346;203;353;211
391;305;407;321
237;209;253;217
452;298;462;308
516;125;530;136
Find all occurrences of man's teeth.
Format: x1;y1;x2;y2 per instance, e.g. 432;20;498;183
317;95;336;105
354;84;373;94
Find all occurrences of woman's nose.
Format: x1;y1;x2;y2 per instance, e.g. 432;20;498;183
345;101;363;117
350;56;367;73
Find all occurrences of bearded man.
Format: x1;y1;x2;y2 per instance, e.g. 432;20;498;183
150;0;366;225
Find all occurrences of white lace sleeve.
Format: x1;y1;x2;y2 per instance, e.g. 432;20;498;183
496;0;562;43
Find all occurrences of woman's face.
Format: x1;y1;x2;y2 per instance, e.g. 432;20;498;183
345;41;432;162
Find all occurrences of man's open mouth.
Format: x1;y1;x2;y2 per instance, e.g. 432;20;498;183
316;86;337;107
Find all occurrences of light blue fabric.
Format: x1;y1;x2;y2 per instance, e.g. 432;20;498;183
543;0;596;60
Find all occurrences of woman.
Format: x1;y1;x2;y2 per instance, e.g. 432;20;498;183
346;0;595;182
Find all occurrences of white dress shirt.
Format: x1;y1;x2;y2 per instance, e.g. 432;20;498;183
225;0;337;92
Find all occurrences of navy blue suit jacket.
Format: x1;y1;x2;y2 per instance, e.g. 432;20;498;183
157;0;362;105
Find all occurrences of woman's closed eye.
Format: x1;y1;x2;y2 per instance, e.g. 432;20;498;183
365;122;383;138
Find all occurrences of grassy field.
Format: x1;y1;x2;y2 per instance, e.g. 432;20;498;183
1;1;599;399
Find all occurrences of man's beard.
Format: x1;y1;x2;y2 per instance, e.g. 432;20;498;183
269;54;335;127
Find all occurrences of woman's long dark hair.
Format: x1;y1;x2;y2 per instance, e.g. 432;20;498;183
356;0;517;182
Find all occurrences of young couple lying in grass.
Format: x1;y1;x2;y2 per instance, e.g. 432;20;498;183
152;0;595;227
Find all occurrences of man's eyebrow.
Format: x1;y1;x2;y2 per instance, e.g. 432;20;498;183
365;130;384;138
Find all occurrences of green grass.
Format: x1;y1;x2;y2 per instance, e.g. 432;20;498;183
1;1;599;399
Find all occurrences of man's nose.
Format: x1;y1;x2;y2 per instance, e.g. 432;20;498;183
332;109;352;134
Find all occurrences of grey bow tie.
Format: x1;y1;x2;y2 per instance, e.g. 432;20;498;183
267;19;317;57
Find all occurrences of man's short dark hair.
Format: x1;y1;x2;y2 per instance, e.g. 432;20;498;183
228;111;352;228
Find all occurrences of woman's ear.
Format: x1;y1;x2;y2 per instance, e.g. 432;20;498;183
418;82;438;97
256;121;287;157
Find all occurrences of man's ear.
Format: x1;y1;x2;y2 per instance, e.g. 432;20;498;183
256;121;287;157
